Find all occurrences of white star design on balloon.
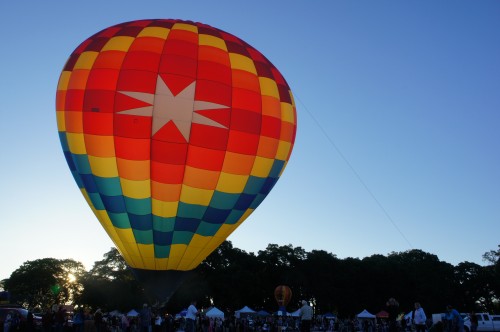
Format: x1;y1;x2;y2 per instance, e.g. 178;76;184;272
117;75;229;141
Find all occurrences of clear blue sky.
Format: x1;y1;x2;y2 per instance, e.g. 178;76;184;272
1;1;499;280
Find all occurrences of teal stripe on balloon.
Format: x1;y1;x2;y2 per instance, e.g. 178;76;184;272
71;170;84;189
73;154;92;174
58;132;69;151
249;193;266;209
153;216;175;232
94;176;122;196
88;192;105;210
197;221;221;236
243;176;266;195
154;245;170;258
172;231;193;245
210;191;239;209
133;229;153;244
177;202;207;219
225;209;246;224
269;159;285;178
109;212;131;229
124;197;152;215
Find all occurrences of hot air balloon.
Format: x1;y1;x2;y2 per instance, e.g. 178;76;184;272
274;285;292;315
56;19;297;300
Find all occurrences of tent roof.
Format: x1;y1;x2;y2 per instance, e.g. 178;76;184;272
357;310;376;319
376;311;389;318
257;310;271;317
206;307;224;318
236;306;256;313
127;309;139;317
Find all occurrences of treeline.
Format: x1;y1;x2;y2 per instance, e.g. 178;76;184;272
1;242;499;317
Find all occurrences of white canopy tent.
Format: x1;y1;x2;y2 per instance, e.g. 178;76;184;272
127;309;139;317
357;310;376;319
206;307;225;319
235;306;256;318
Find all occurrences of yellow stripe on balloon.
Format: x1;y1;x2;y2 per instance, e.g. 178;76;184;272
229;53;257;75
152;199;178;218
88;156;119;177
216;173;248;193
199;34;227;51
154;258;169;270
66;132;87;154
121;178;151;199
250;156;274;177
74;51;98;70
57;71;71;91
56;111;66;131
259;77;280;99
172;23;198;33
101;36;135;52
180;185;213;205
281;102;296;124
137;27;170;39
137;244;156;269
276;141;292;161
168;244;187;269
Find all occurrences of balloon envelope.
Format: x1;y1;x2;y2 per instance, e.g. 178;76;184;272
274;285;292;307
56;19;297;273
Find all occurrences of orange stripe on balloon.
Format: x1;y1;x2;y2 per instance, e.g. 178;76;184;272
85;134;115;157
116;158;150;181
183;166;220;190
151;181;181;202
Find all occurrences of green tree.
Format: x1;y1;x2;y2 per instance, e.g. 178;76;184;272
4;258;85;309
78;248;144;311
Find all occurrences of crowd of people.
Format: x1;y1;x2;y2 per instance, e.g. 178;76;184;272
5;298;474;332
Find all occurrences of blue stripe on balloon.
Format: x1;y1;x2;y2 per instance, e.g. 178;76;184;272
80;174;98;193
260;177;278;195
249;193;266;209
101;195;127;213
234;193;255;210
129;213;152;230
64;151;76;171
203;207;230;224
153;230;173;246
174;217;200;232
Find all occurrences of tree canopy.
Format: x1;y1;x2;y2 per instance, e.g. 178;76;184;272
2;243;499;316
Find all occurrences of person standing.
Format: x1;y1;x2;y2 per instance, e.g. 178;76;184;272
386;298;399;332
299;300;313;332
469;312;478;332
140;304;152;332
413;303;427;332
185;300;198;332
445;305;463;332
